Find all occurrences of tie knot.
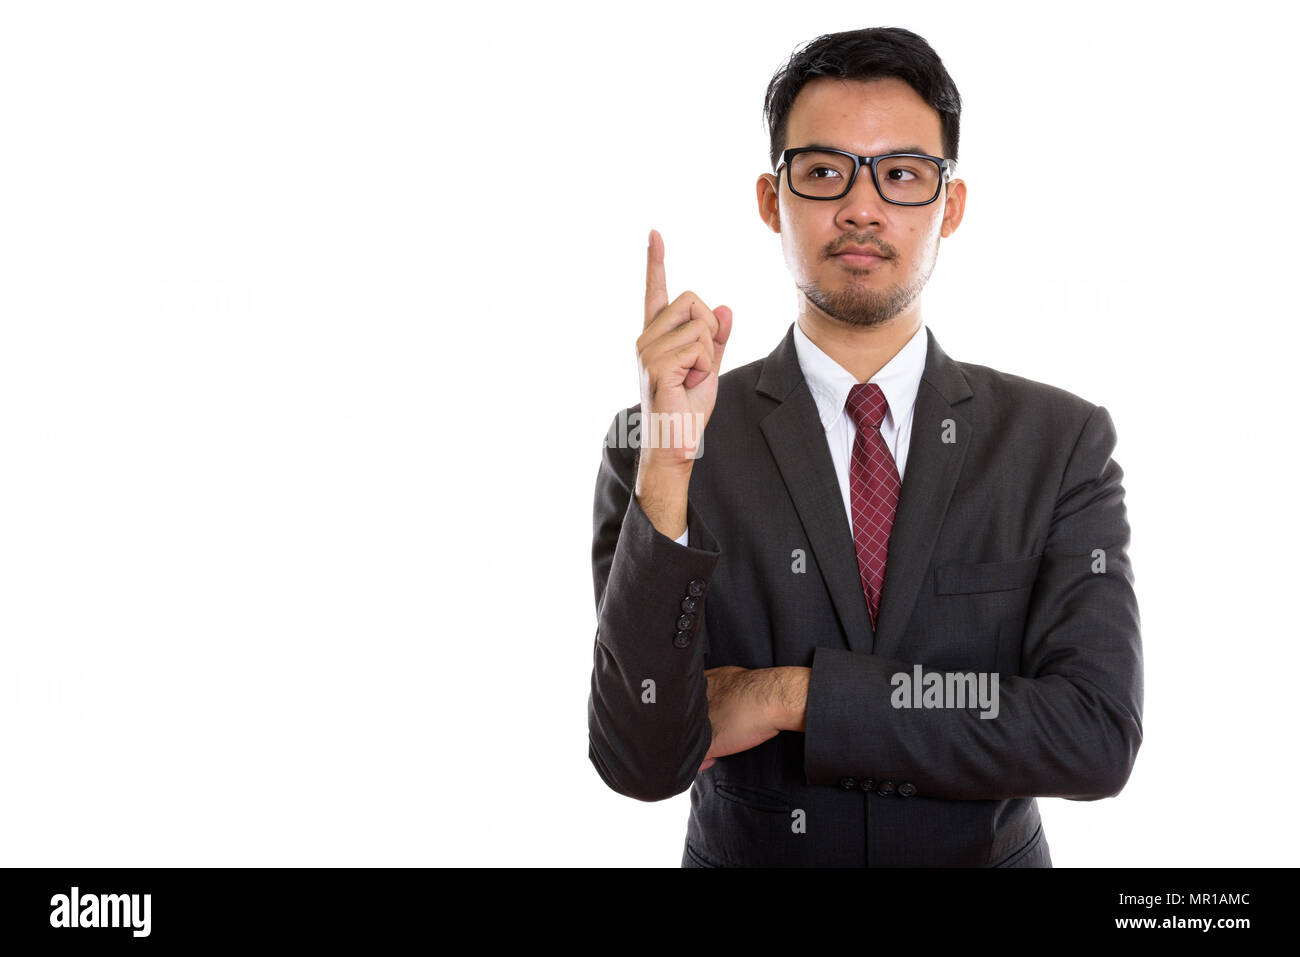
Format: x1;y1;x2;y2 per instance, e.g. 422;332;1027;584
845;382;888;430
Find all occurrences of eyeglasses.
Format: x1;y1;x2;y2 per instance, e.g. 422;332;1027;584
775;147;956;205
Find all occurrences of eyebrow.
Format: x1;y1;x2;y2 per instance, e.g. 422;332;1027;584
801;142;937;156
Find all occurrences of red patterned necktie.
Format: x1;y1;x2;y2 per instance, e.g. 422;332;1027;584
846;382;901;630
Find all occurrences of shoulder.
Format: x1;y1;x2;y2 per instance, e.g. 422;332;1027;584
953;357;1101;425
959;358;1095;409
717;353;768;395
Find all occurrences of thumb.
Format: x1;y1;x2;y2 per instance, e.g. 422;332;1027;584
712;305;733;368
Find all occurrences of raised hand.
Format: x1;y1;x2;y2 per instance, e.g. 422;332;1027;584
636;229;733;472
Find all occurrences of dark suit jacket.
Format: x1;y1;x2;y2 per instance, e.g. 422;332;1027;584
588;323;1143;867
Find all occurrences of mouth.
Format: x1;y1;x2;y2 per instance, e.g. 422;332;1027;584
833;251;888;266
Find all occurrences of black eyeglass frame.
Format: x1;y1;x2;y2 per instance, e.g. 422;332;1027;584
775;147;957;206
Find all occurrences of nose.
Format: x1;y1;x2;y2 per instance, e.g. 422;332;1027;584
835;163;891;229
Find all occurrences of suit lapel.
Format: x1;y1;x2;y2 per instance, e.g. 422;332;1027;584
872;328;972;660
758;325;874;653
755;323;973;658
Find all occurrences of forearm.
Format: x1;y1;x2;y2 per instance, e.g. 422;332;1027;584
589;433;722;801
803;644;1141;800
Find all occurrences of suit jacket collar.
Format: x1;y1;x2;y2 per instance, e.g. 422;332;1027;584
756;322;973;655
792;319;929;438
757;322;972;407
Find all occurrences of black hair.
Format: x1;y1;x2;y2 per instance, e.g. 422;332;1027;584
762;27;962;171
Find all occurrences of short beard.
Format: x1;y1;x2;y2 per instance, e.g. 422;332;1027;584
797;254;934;329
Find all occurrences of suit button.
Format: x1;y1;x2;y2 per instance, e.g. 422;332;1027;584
839;776;857;790
672;630;691;648
898;782;917;798
675;614;695;631
876;780;895;796
687;578;706;598
859;778;876;792
680;596;698;614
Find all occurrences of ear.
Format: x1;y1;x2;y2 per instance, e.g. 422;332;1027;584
756;173;781;234
939;178;966;238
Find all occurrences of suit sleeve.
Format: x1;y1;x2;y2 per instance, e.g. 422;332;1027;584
803;404;1143;801
588;409;722;801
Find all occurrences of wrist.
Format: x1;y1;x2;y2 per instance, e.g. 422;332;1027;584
769;666;810;733
635;457;692;540
636;447;694;486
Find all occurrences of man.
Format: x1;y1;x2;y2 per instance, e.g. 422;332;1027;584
588;27;1142;867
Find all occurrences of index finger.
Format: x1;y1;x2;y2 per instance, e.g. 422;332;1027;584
645;228;668;330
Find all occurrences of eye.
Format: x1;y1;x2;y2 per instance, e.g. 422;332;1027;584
884;166;919;181
808;166;842;180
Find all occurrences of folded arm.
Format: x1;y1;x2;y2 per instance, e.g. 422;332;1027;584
801;404;1144;801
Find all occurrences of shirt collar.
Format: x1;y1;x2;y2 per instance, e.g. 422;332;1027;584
792;320;929;431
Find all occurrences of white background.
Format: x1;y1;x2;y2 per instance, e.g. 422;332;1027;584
1;0;1296;866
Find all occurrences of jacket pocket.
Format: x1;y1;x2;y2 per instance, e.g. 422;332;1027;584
935;554;1042;595
683;841;724;867
990;822;1045;867
713;781;791;813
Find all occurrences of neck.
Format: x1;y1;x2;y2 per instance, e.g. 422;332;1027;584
797;309;923;383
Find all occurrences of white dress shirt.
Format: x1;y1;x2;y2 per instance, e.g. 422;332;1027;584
674;321;929;547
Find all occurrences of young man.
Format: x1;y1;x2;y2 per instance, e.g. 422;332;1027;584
588;27;1142;867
